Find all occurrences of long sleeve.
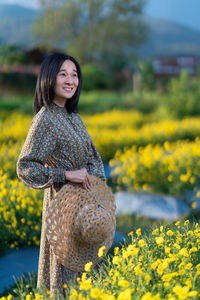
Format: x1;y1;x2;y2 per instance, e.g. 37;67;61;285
16;111;66;189
87;141;106;180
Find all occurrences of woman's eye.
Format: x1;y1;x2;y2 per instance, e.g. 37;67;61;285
60;73;66;76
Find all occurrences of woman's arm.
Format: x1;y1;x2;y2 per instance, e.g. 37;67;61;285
16;112;66;189
75;113;106;180
86;141;106;180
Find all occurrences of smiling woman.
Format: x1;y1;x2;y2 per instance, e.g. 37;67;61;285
54;60;79;107
16;52;108;297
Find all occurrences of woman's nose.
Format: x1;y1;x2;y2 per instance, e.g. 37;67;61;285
65;75;73;84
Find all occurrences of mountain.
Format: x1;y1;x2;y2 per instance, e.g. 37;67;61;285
0;4;200;60
139;17;200;60
0;4;40;47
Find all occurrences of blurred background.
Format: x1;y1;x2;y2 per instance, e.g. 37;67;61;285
1;0;200;296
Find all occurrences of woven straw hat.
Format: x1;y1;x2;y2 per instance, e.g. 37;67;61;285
45;175;116;272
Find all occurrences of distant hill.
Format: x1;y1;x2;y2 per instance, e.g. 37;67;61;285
0;4;40;47
0;4;200;60
139;17;200;60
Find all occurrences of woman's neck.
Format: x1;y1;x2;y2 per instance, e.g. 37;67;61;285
52;99;66;108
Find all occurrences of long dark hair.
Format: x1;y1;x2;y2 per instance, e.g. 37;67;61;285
33;52;82;114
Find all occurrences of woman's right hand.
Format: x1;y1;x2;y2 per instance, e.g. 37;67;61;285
65;168;92;191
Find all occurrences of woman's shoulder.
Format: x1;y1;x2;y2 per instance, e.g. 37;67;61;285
73;111;84;123
31;106;55;131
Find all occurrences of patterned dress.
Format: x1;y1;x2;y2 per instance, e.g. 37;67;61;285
16;101;105;297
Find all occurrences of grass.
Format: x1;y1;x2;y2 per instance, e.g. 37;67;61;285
0;90;164;116
0;96;33;114
0;272;37;299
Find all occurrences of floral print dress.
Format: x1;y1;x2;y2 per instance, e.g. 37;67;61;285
16;102;105;296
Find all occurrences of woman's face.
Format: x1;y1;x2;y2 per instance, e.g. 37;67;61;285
54;59;79;105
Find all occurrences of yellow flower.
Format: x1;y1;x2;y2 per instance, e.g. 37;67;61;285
126;245;139;256
84;262;93;272
178;269;185;276
187;230;194;236
26;295;31;300
141;292;152;300
162;274;173;282
175;221;180;226
185;263;193;270
174;243;181;249
136;228;141;237
113;256;122;265
191;202;197;209
168;174;173;182
151;259;161;270
184;220;189;226
118;279;129;288
190;176;196;184
128;231;133;236
78;293;87;300
34;294;42;300
98;246;106;257
114;247;119;255
7;296;13;300
138;239;146;247
164;282;170;289
155;236;164;245
70;289;78;299
173;285;189;299
167;295;176;300
165;247;171;254
196;263;200;275
101;294;115;300
167;230;174;236
117;288;132;300
81;273;87;281
188;291;198;297
63;284;67;289
145;274;151;283
90;288;102;298
79;278;92;290
178;248;189;257
152;228;159;235
134;263;143;275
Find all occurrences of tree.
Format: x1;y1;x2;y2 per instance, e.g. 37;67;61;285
33;0;147;69
0;45;28;64
138;61;156;90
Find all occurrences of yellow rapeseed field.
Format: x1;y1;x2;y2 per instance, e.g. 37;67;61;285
110;138;200;195
2;220;200;299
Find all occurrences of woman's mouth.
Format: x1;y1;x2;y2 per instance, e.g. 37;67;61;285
63;87;73;92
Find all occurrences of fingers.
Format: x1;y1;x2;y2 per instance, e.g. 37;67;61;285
82;169;92;191
85;174;92;191
66;168;92;191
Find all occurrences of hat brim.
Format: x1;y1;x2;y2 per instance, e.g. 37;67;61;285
45;176;116;272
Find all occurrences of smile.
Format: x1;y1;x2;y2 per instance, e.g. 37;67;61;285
63;87;73;92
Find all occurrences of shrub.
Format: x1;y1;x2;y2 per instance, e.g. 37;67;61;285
81;64;114;91
0;172;42;256
88;117;200;161
165;72;200;118
110;138;200;196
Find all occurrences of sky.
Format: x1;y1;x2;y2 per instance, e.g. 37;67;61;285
0;0;200;31
144;0;200;31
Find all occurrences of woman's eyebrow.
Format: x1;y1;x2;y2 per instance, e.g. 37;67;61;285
59;69;77;73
